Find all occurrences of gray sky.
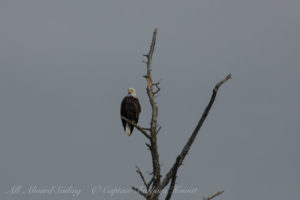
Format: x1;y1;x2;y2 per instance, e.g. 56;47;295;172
0;0;299;200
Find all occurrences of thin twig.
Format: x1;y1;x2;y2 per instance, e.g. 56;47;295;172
132;186;148;198
152;79;161;86
203;190;224;200
136;166;149;191
153;86;160;95
146;143;152;150
147;177;154;189
156;126;162;135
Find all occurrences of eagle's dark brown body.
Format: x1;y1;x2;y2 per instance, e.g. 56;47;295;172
120;96;141;135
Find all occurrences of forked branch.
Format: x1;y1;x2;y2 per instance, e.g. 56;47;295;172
133;28;230;200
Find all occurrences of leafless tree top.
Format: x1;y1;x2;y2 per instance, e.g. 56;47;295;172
123;29;231;200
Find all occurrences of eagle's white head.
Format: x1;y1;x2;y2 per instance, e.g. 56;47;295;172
128;88;137;97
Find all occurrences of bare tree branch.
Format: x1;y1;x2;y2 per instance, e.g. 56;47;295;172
165;156;180;200
159;74;232;191
156;126;162;135
136;166;149;190
153;80;161;95
121;116;151;139
146;143;152;150
144;29;161;196
147;177;154;189
203;190;224;200
153;86;160;95
133;29;230;200
132;186;148;198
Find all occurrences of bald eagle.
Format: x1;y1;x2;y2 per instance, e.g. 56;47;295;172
120;88;141;136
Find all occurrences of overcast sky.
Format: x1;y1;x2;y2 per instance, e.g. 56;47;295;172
0;0;299;200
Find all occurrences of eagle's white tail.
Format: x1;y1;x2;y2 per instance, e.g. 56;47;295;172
125;123;131;136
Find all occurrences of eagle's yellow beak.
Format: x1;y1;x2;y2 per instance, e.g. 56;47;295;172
128;88;132;93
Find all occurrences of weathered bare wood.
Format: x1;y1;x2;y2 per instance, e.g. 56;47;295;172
203;190;225;200
133;28;230;200
132;186;148;198
144;29;161;197
159;74;231;191
136;166;149;191
164;156;180;200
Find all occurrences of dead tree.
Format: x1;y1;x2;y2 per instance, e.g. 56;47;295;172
122;29;231;200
